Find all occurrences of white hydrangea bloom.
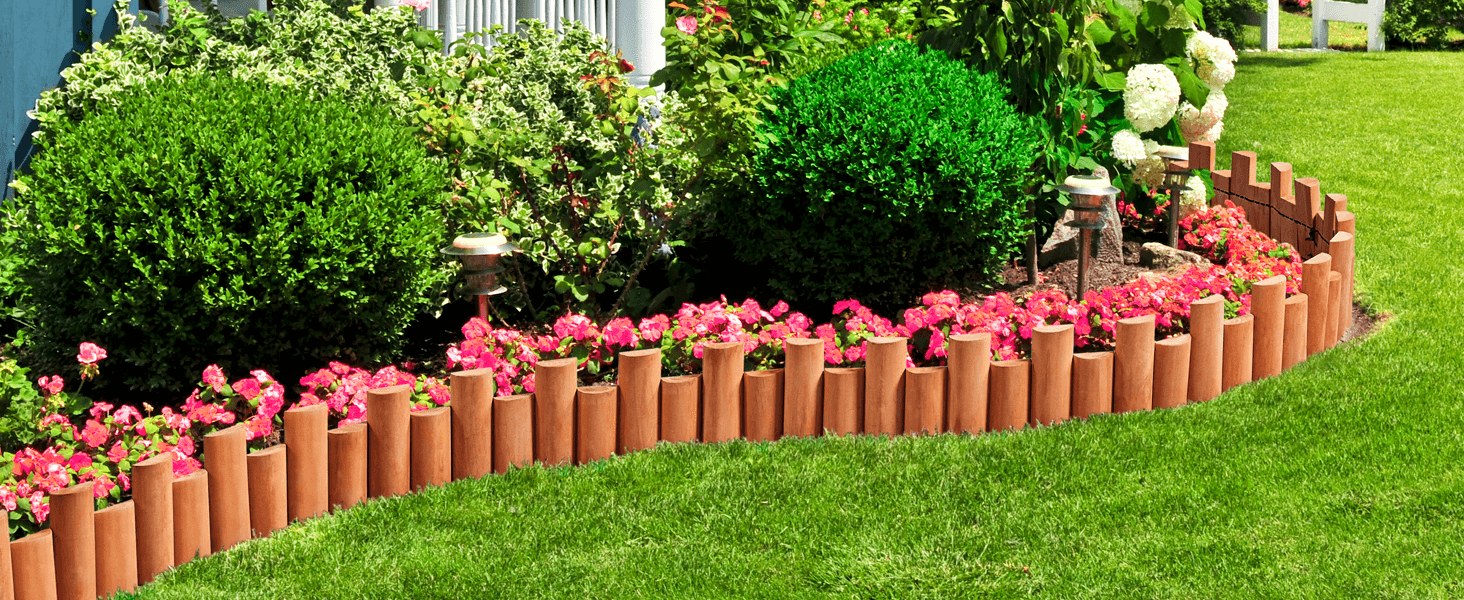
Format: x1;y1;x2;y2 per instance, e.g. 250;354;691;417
1124;64;1182;133
1112;129;1148;164
1132;154;1167;189
1186;31;1237;64
1177;89;1228;143
1196;120;1224;143
1198;60;1235;90
1181;175;1207;206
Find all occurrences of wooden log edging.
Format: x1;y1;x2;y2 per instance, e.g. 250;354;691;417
13;139;1361;600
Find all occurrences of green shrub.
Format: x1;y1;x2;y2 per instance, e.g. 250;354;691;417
9;74;450;392
726;40;1037;309
1383;0;1464;47
1204;0;1266;49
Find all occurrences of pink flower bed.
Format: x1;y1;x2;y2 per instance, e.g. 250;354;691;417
0;201;1295;535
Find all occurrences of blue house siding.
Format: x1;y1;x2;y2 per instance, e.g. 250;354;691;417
3;1;130;201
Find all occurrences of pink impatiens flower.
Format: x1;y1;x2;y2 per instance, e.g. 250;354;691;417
202;364;227;393
232;378;262;401
401;0;430;11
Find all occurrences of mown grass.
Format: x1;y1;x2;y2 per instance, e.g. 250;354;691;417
1240;7;1464;50
122;53;1464;598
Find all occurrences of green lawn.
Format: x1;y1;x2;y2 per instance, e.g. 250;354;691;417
122;53;1464;598
1240;7;1464;50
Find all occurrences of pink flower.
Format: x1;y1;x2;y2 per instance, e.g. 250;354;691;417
676;15;698;35
202;364;227;393
770;301;790;317
427;383;451;406
243;415;273;441
67;452;92;471
401;0;430;11
89;402;115;421
117;473;130;492
603;317;638;347
37;375;64;396
638;315;670;342
108;441;128;463
0;486;15;512
173;457;201;478
250;369;273;384
111;406;142;426
77;342;107;365
462;317;490;340
232;378;262;401
79;421;109;448
176;436;195;457
30;493;49;522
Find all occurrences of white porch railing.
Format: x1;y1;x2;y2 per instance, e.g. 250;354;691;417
151;0;665;87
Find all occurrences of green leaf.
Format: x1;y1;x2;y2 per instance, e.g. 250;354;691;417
1185;0;1206;28
1170;65;1209;108
1087;19;1116;46
984;22;1008;63
1140;2;1170;30
1098;71;1127;91
1161;28;1188;57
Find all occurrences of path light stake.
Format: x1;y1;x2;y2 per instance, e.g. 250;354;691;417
441;233;520;323
1156;145;1192;249
1055;174;1119;299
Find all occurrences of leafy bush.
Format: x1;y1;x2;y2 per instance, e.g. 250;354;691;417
404;20;699;319
724;40;1037;309
654;0;849;190
1383;0;1464;47
1203;0;1266;49
9;74;450;392
30;0;438;144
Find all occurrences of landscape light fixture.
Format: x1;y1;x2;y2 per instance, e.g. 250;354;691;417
1057;174;1119;299
1156;145;1193;249
440;233;520;322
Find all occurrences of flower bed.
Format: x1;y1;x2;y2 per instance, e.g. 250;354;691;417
0;143;1361;599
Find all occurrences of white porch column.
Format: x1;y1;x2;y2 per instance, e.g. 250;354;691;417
616;0;664;88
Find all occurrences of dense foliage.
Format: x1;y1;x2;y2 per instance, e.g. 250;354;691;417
725;40;1038;308
1383;0;1464;47
916;0;1234;227
8;74;450;392
1202;0;1265;48
404;20;696;319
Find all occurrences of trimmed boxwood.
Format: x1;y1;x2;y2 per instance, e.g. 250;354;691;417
723;39;1038;310
10;74;451;392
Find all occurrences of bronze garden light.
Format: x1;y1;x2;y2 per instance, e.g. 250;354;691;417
441;233;520;322
1156;145;1193;249
1056;174;1119;299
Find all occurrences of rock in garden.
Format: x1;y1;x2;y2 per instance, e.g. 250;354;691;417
1039;193;1123;268
1140;242;1211;271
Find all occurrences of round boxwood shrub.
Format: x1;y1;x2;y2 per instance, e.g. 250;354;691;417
724;40;1038;310
10;73;451;392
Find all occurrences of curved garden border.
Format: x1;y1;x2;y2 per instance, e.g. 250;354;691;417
0;141;1361;600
